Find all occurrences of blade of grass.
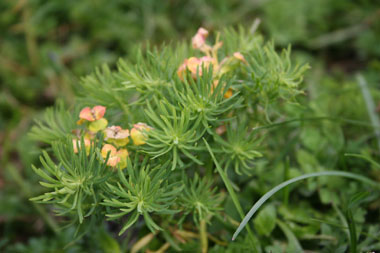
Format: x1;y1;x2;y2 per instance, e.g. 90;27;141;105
232;171;379;240
356;74;380;153
345;153;380;170
253;116;380;133
346;208;357;253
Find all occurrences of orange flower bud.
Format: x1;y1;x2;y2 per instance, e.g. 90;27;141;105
224;88;233;99
192;27;209;49
79;105;106;122
233;52;247;64
177;56;217;80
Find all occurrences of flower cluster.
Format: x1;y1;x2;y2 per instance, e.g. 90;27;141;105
72;105;153;169
177;27;247;98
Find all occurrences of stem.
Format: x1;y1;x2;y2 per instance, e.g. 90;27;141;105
200;219;208;253
282;157;290;206
203;139;258;249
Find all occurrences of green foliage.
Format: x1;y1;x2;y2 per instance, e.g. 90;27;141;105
30;138;111;224
232;171;379;240
262;0;380;59
29;101;76;144
143;100;205;170
25;27;312;251
213;119;263;175
244;43;310;102
253;204;277;236
179;173;223;225
170;71;243;129
103;156;182;234
115;46;184;104
2;0;380;251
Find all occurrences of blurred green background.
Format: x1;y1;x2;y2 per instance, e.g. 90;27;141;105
1;0;380;251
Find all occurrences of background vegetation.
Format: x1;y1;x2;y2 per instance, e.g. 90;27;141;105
1;0;380;252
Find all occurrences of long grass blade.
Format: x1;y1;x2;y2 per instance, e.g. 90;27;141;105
232;171;379;240
356;74;380;152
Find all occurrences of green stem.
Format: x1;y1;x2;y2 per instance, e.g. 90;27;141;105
200;219;208;253
203;139;257;248
282;157;290;206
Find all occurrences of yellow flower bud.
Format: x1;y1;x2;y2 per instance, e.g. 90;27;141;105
131;123;153;146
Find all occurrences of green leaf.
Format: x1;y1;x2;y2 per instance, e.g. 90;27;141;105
119;211;139;235
253;204;277;236
97;228;122;253
319;188;339;204
277;219;303;253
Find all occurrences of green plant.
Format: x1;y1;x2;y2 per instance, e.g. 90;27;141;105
26;26;380;252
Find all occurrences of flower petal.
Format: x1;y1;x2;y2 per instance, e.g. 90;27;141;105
101;144;117;158
93;105;106;120
79;107;94;121
107;156;121;167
